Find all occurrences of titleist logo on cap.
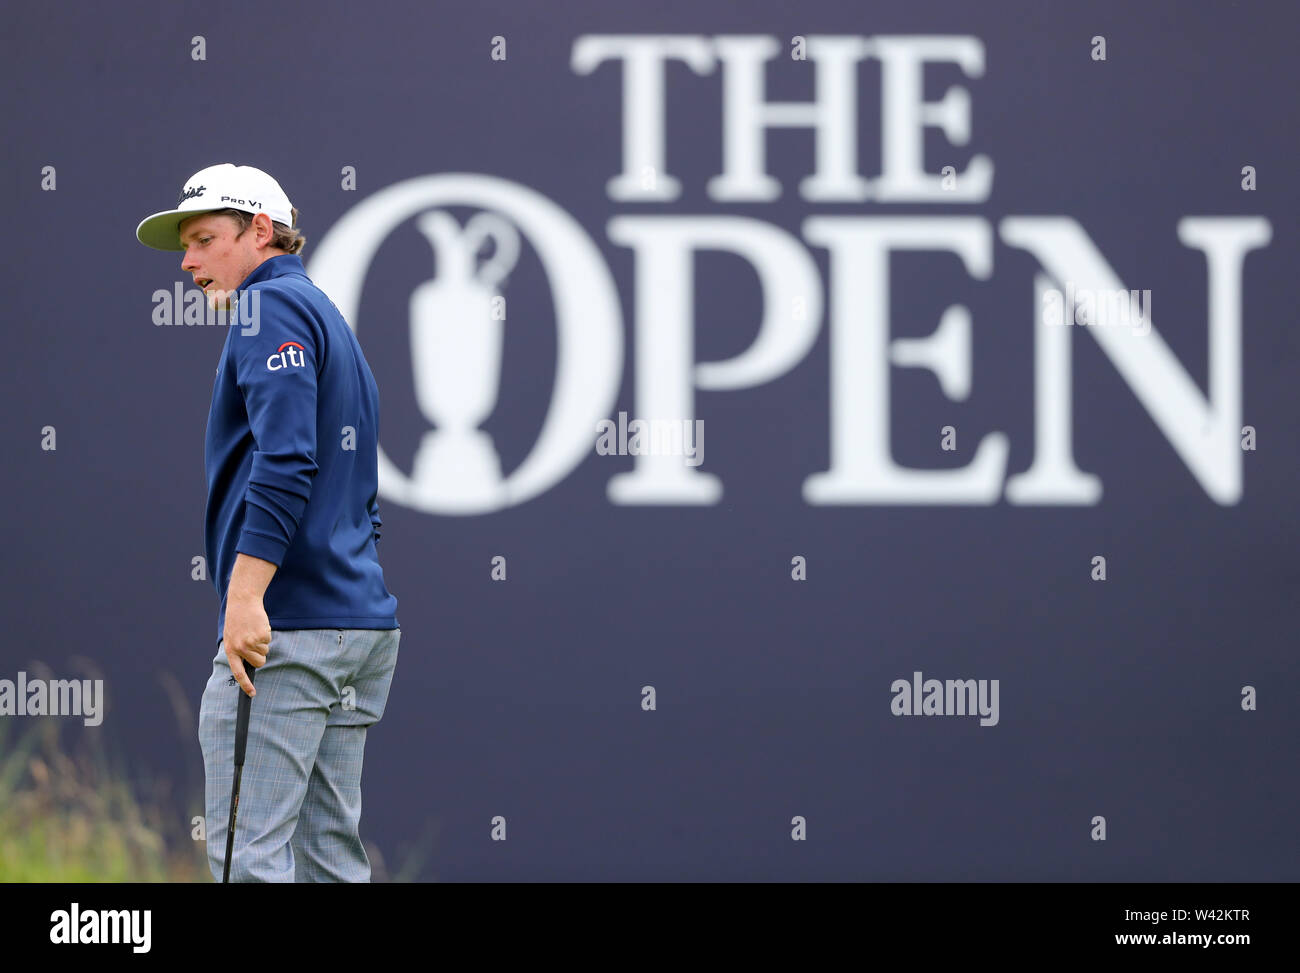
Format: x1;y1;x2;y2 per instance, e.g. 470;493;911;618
178;185;206;204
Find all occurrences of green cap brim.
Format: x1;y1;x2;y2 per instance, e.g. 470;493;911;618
135;207;223;251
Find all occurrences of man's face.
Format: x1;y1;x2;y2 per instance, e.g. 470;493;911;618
179;212;259;312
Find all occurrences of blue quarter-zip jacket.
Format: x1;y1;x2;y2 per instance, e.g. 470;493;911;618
204;254;398;644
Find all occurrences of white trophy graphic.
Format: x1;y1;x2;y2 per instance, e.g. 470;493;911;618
409;210;520;508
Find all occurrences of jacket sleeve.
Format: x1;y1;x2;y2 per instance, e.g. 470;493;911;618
231;287;321;567
368;492;382;545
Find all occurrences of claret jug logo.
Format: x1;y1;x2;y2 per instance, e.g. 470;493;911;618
307;33;1271;516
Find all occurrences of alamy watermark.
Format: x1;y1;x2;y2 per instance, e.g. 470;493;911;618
1042;282;1151;335
891;671;999;726
50;903;150;952
151;284;261;335
0;672;104;726
595;411;705;466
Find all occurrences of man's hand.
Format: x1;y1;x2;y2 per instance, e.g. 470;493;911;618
222;553;279;698
223;594;271;697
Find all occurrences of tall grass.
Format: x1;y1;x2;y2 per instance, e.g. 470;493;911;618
0;665;433;881
0;714;209;882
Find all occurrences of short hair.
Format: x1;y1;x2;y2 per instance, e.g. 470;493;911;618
210;206;306;255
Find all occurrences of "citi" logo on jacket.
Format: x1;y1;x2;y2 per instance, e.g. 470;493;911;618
267;341;307;371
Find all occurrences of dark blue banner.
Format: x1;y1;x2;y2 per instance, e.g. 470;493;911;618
1;0;1294;882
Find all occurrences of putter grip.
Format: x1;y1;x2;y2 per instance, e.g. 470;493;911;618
233;668;256;767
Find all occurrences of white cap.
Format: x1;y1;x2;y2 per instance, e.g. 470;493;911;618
135;163;295;251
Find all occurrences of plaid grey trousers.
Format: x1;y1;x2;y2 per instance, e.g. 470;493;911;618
198;627;400;882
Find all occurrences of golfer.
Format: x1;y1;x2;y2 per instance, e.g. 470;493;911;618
136;163;400;882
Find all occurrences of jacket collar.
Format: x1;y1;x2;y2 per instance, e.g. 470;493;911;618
239;253;307;290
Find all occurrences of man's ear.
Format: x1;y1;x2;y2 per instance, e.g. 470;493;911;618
252;212;276;248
